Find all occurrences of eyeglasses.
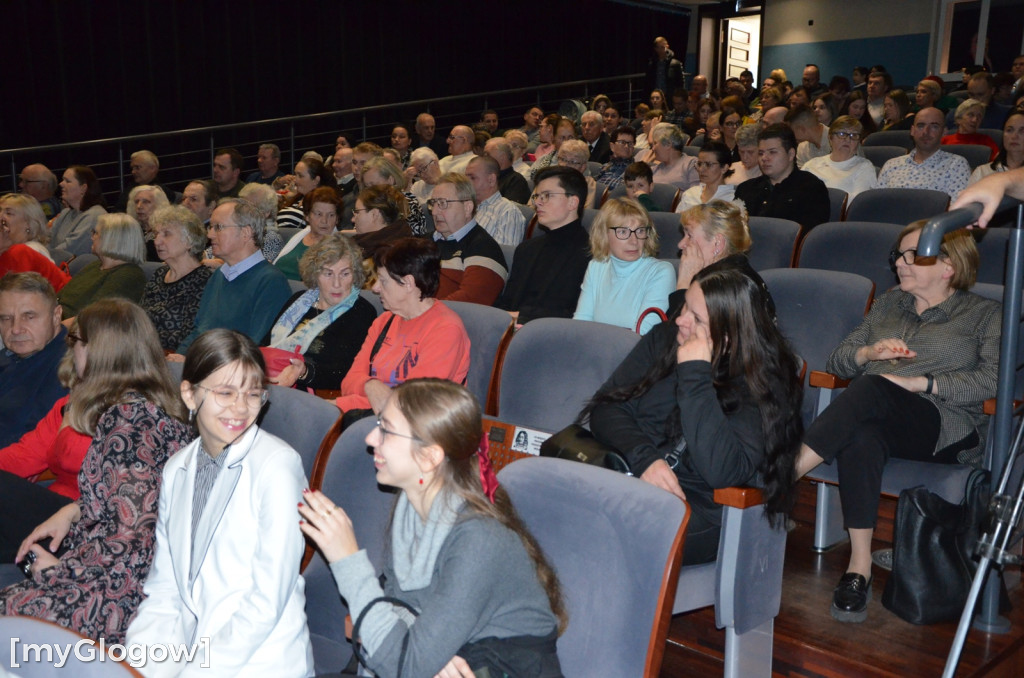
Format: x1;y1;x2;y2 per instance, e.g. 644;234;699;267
832;131;861;140
66;332;85;347
531;191;570;204
609;226;651;240
376;419;423;443
207;222;241;233
612;140;635;147
889;248;917;267
194;384;268;410
556;156;585;167
425;197;472;210
695;161;723;169
722;121;742;128
412;160;436;174
352;207;370;214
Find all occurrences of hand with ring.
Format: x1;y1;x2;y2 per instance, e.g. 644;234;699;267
298;489;359;563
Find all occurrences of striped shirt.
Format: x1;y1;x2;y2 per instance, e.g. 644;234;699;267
191;441;226;576
474;192;526;247
826;288;1001;456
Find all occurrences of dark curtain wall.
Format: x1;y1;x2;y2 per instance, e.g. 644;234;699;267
2;0;690;149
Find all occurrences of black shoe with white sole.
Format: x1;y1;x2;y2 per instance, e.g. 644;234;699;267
831;572;872;623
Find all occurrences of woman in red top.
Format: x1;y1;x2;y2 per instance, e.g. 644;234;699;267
0;196;70;292
942;99;1001;161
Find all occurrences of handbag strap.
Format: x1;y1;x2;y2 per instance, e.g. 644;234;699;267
369;314;397;367
351;595;419;674
635;306;668;334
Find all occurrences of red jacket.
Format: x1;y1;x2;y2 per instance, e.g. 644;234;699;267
0;395;91;500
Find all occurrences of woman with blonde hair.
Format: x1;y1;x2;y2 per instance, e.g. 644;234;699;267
300;378;565;676
1;298;190;642
57;213;147;319
574;198;675;334
803;116;879;201
0;193;52;259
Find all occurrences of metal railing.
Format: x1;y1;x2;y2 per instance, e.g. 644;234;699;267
2;73;645;204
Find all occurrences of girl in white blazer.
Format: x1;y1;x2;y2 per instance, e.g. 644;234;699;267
127;329;313;677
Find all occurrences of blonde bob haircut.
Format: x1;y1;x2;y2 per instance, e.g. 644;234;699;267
679;200;752;255
94;213;146;264
0;193;49;244
589;197;658;260
898;220;979;290
362;156;409;190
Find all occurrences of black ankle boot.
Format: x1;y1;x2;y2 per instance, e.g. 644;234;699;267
831;572;872;623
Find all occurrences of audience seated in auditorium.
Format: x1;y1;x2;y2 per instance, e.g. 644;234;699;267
360;156;427;236
212;147;246;199
787;105;832;168
57;213;147;320
484;137;531;205
586;263;800;565
0;194;56;262
497;166;591;324
0;274;67;449
440;125;477;175
556;139;600;208
735;123;830;232
408;146;442;204
635;109;664;156
662;89;691;128
245;143;286;186
333;147;358;197
879;107;971;199
649;123;699;192
277;158;339;231
942;99;1001;161
623;161;659;213
415;112;448;158
389;123;413;168
112;150;174;213
969;111;1024;185
531;117;576;180
574;197;674;334
676;142;737;212
726;123;763;185
429;171;508;305
866;71;891;127
127;329;313;674
803;116;879;201
140;205;214;351
794;223;997;623
0;212;70;293
532;113;560;161
466;155;526;247
127;184;171;261
303;378;564;677
503;129;533;178
238;183;285;262
787;85;811;110
50;165;106;256
18;164;62;220
803;64;828;98
1;299;190;643
275;186;342;281
176;199;292;353
946;72;1013;131
351;142;384;194
751;86;782;122
337;238;470;415
603;105;624;137
351;185;414;274
518;106;545;152
181;179;217;227
596;126;638;190
580;110;612;164
881;89;915;131
263;234;376;390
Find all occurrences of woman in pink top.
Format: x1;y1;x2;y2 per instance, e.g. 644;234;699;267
337;238;470;416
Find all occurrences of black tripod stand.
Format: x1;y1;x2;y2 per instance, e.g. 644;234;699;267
918;198;1024;678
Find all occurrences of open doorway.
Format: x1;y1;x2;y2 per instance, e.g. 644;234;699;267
697;2;764;88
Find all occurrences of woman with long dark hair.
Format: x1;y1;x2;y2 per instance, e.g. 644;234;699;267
300;378;565;677
49;165;106;256
584;264;804;565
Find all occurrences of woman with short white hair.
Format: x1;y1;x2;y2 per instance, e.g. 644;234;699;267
649;123;699;191
57;213;147;320
942;98;1000;161
127;184;171;261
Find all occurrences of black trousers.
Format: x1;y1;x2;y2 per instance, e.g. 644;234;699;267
803;375;969;530
0;471;73;562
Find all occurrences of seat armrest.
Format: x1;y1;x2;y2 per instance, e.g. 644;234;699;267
713;486;764;508
809;371;850;389
983;398;1023;415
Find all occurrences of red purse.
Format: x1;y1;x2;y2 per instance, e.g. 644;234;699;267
259;345;304;379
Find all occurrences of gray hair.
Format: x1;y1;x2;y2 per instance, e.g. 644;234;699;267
301;150;324;164
955;98;986;121
735;123;762;148
130;150;159;168
485;138;514;164
650;122;686;151
437;171;479;212
298;232;366;290
581;110;602;125
218;198;266;248
239;183;279;221
149;205;207;260
410;147;439;165
126;185;171;222
259;143;281;159
94;213;146;264
0;193;49;244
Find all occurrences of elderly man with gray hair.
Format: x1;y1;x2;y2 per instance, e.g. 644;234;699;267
17;164;62;219
580;110;612;163
439;125;476;174
174;198;292;354
113;150;173;212
484;137;531;204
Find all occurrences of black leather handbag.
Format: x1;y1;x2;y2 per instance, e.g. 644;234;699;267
539;424;632;475
881;469;990;625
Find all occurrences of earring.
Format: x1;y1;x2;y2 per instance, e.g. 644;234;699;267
418;476;424;485
188;409;195;425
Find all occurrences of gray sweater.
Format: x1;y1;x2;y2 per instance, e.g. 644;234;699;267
330;493;558;678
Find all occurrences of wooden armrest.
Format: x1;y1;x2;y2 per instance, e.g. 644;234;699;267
30;470;57;484
809;371;850;389
346;614;354;640
315;389;342;401
983;398;1023;415
713;486;764;508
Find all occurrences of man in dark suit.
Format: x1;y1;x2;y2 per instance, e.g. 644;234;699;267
580;111;611;164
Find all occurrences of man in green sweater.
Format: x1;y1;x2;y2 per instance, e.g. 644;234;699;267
175;199;291;353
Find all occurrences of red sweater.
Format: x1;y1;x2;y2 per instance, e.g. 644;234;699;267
0;244;71;292
0;395;91;500
940;133;1000;162
337;302;471;411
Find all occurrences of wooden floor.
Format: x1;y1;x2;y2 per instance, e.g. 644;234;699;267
660;481;1024;678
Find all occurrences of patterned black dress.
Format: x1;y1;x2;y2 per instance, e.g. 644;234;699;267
140;264;214;351
0;398;190;642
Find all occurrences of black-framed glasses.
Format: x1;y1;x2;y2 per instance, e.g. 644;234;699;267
376;419;423;443
609;226;651;240
66;332;86;347
612;139;635;147
425;197;472;210
832;131;861;140
194;384;268;409
530;191;570;204
352;207;370;214
889;248;918;268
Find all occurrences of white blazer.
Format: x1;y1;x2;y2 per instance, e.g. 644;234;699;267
126;426;314;677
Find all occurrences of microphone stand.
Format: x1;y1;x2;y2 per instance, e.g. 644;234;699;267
919;199;1024;678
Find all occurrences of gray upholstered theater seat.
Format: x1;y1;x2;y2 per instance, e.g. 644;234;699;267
795;221;903;298
748;217;800;271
